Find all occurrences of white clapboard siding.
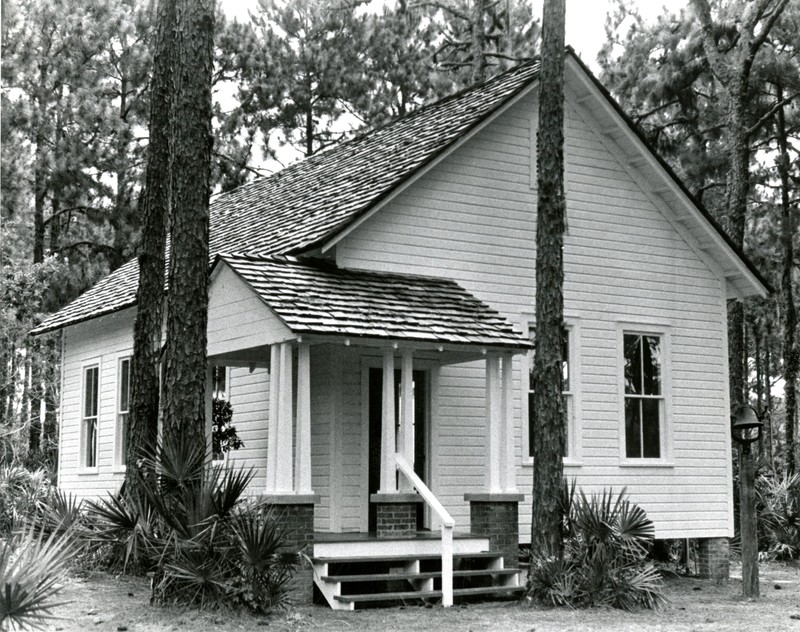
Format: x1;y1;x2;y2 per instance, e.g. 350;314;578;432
208;263;293;356
224;366;268;492
59;309;135;499
335;87;732;539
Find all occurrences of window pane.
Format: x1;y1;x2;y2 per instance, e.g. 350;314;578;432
120;359;130;412
642;398;661;458
562;330;570;391
624;335;642;395
625;398;642;458
642;336;662;396
119;412;128;464
86;418;97;467
562;394;570;458
528;392;535;456
84;367;98;418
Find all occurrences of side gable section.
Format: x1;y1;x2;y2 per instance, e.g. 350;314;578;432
563;55;767;299
207;262;294;362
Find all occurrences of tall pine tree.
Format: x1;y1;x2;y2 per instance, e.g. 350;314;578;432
531;0;566;558
161;0;215;454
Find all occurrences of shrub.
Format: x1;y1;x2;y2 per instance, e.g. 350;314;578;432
527;486;666;611
0;521;80;630
0;466;52;536
757;472;800;560
83;437;297;612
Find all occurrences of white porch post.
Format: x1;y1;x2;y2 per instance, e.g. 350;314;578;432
399;350;414;491
266;344;280;492
295;342;312;494
501;353;517;492
485;354;502;493
380;349;397;493
275;341;294;492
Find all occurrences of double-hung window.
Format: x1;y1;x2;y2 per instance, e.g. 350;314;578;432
115;358;131;468
82;365;100;468
528;325;575;459
623;333;664;459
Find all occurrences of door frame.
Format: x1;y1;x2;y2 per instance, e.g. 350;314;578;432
359;354;440;532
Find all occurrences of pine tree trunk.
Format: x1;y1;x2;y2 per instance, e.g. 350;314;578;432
161;0;215;454
776;84;797;475
765;319;774;468
127;0;175;495
531;0;566;559
470;0;487;84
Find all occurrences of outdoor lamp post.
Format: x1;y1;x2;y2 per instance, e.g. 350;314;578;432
731;404;763;598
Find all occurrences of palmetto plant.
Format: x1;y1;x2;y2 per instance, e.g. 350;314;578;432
0;522;80;631
756;472;800;560
528;486;666;611
83;436;297;611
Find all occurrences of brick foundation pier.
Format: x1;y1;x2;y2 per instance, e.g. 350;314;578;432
465;493;524;569
260;494;319;604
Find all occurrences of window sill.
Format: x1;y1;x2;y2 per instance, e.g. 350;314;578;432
77;467;99;475
619;460;675;468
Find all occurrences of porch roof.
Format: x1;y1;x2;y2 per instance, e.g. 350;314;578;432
217;254;532;350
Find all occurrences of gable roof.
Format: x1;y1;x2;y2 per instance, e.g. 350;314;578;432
31;48;770;337
217;254;530;348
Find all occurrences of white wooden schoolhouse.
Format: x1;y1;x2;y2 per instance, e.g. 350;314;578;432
33;49;770;608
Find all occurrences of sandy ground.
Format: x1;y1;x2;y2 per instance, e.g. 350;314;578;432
42;561;800;632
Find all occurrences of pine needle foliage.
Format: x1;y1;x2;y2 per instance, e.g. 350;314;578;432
527;485;666;611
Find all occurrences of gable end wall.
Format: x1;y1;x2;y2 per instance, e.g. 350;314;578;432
335;89;732;541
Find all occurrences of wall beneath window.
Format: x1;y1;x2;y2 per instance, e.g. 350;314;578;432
59;308;135;498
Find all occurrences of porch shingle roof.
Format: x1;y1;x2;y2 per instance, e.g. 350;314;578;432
219;254;531;349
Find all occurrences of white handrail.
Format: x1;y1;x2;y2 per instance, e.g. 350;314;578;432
394;452;454;607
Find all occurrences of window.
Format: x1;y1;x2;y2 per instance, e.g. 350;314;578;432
82;365;99;468
115;358;131;467
212;366;232;462
623;333;663;459
528;326;573;458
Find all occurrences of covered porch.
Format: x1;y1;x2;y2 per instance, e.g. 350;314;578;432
206;254;531;606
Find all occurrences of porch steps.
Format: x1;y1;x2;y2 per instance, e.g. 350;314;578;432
321;568;520;582
311;536;523;610
335;584;523;606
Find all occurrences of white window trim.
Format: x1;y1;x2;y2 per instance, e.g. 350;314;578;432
616;322;674;466
521;315;582;467
112;355;131;473
79;359;101;474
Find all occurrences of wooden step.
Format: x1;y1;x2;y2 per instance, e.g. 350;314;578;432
334;584;524;604
312;551;498;565
322;568;520;582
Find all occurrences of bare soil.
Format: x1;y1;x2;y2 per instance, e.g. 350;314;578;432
45;561;800;632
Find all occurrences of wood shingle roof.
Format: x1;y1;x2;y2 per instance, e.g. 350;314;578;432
219;254;531;348
32;59;542;336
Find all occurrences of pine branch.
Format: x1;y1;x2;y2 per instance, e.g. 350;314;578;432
748;90;800;137
41;205;105;226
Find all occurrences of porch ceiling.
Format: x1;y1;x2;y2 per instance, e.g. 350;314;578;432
215;254;532;351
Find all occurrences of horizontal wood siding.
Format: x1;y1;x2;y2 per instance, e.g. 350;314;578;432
224;366;268;492
208;264;293;356
59;309;135;498
336;89;732;540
